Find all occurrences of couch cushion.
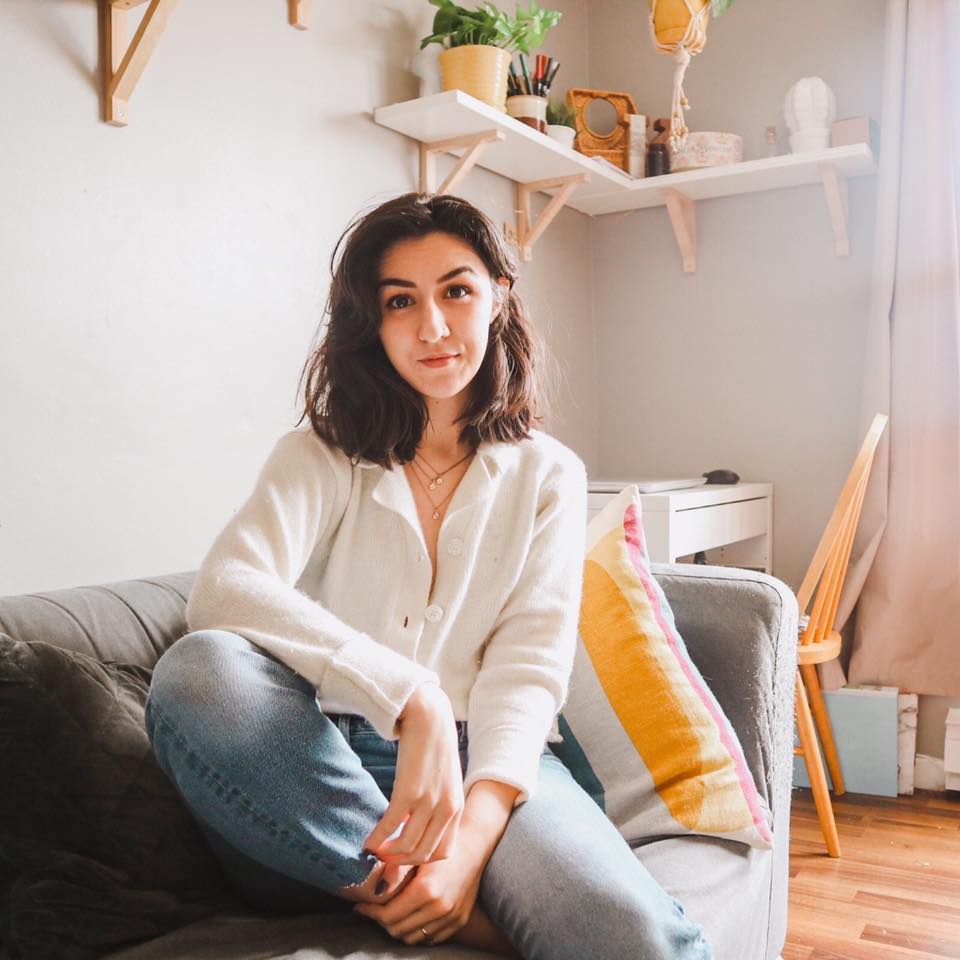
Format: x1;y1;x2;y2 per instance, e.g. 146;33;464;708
635;835;776;960
0;636;234;960
553;485;774;849
0;572;196;667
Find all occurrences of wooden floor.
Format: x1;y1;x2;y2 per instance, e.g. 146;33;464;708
784;788;960;960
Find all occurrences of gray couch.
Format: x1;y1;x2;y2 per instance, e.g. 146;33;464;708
0;563;797;960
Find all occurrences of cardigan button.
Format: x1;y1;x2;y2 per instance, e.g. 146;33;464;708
424;604;444;623
447;538;464;556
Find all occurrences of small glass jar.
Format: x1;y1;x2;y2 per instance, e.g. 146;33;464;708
645;142;670;177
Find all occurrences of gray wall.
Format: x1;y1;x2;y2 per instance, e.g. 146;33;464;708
588;0;885;594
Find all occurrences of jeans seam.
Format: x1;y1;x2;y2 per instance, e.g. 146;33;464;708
147;698;372;888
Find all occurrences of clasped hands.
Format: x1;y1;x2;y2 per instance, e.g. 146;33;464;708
352;682;486;947
353;823;487;946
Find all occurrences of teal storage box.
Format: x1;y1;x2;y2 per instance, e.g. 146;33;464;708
794;684;900;797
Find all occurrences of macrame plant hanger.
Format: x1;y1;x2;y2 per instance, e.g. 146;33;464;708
648;0;711;149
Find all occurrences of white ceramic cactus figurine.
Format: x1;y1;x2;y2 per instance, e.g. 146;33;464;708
784;77;837;153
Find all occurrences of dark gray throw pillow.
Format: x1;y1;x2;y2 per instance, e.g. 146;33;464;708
0;636;234;960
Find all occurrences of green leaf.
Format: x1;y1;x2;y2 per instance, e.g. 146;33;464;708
421;0;562;51
434;10;460;32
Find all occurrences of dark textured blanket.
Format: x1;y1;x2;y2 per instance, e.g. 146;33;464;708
0;636;235;959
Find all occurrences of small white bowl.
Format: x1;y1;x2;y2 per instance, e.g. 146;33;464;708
669;132;743;171
547;125;576;149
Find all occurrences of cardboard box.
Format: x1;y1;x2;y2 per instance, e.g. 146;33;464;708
831;116;879;155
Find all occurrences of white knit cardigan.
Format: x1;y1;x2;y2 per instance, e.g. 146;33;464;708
185;426;588;806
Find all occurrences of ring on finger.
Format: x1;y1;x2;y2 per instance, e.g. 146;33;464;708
420;925;435;944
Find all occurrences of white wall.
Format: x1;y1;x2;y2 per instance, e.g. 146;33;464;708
0;0;595;596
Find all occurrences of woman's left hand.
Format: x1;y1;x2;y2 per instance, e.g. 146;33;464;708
352;830;486;946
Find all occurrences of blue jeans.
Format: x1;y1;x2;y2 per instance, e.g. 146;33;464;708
146;629;713;960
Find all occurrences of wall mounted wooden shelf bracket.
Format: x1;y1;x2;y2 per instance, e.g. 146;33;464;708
419;130;506;196
288;0;312;30
417;129;588;262
818;162;850;257
512;174;590;262
104;0;180;126
661;187;697;273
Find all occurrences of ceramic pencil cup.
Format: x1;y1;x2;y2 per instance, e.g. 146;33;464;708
506;95;547;134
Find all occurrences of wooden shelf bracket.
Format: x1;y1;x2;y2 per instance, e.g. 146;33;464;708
512;174;589;262
419;130;506;196
661;187;697;273
414;127;587;262
104;0;180;126
818;162;850;257
288;0;312;29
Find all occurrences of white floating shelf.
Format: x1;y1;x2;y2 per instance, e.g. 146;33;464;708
374;89;877;270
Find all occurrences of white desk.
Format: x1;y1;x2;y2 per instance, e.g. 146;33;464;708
587;482;773;573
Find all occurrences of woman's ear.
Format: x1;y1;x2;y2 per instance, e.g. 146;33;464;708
491;276;511;323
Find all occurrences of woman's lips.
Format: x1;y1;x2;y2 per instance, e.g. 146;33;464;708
420;355;458;367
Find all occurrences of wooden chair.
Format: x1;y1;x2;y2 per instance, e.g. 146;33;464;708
794;413;889;857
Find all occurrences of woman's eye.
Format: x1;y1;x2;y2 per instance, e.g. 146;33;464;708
385;294;413;310
446;284;471;299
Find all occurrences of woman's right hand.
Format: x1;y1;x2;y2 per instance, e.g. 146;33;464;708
362;682;464;867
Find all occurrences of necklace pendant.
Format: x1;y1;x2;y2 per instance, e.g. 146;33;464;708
435;477;443;486
429;480;438;491
432;509;440;521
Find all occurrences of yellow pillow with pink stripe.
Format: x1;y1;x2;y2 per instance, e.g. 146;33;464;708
553;484;774;849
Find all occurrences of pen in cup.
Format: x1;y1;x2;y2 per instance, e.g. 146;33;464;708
518;52;532;97
538;56;553;96
508;61;521;96
545;59;560;92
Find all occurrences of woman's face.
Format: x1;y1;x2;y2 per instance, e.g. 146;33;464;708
377;232;507;406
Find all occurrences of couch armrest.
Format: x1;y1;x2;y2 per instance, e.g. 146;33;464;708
651;563;798;820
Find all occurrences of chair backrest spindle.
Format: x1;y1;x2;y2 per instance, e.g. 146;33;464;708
797;414;888;648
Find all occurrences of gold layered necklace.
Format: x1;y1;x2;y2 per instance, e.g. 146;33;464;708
408;449;475;521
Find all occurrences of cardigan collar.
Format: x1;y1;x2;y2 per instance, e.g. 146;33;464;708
360;439;520;549
353;437;519;477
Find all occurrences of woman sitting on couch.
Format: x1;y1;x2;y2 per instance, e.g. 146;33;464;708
145;191;713;960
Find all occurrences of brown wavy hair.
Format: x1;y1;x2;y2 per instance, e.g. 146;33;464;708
296;192;547;469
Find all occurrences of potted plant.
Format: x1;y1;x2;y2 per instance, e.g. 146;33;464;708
420;0;562;112
649;0;733;47
648;0;735;145
545;99;576;148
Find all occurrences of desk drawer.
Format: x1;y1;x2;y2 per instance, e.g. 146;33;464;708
671;497;769;557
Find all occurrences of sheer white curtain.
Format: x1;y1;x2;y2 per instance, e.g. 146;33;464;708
828;0;960;696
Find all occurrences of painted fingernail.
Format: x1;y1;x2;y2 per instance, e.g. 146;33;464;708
375;879;388;895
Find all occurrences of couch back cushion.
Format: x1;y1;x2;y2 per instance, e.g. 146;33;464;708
0;571;195;667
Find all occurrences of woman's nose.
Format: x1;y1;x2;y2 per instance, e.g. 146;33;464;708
418;299;448;341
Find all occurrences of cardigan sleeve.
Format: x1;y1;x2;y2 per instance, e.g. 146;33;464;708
462;452;588;806
185;429;441;741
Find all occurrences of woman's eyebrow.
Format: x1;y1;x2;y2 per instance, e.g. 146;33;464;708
376;266;478;290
